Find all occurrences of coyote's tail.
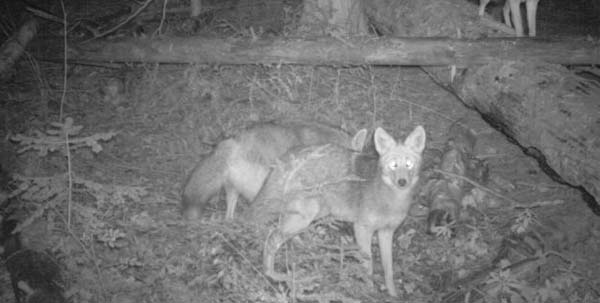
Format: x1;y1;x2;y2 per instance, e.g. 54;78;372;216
181;140;233;220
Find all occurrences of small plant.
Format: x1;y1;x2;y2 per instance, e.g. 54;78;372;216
11;117;117;227
511;208;537;234
9;118;127;302
485;269;531;302
12;117;115;156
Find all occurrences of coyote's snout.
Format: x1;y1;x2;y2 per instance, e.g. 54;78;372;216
181;121;367;220
479;0;540;37
258;126;426;297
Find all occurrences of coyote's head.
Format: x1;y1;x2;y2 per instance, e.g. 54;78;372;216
374;126;426;189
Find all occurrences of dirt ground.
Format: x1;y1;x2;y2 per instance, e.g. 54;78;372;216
1;0;599;303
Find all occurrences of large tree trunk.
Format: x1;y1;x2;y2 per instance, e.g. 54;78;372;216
45;37;599;66
452;60;600;214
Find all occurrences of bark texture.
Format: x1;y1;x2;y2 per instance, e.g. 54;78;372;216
453;60;600;213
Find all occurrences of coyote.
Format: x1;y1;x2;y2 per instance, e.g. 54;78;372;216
479;0;540;37
258;126;426;297
181;121;367;220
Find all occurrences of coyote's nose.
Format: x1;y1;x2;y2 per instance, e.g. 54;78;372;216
397;178;407;187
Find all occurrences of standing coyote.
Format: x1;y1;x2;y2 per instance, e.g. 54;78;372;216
181;121;367;220
479;0;540;37
258;126;426;297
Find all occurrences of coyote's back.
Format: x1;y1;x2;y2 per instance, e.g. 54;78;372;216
246;144;372;224
181;121;366;220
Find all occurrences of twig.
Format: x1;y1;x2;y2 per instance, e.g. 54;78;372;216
64;128;73;227
26;6;65;24
57;1;73;229
59;0;68;122
156;0;168;36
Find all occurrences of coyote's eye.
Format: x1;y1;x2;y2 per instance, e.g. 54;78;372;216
405;159;414;169
388;161;399;170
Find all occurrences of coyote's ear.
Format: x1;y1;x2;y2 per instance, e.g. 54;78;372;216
404;125;426;153
351;128;368;152
374;127;397;155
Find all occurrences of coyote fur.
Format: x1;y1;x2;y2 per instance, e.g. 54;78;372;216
181;121;367;220
479;0;540;37
258;126;426;297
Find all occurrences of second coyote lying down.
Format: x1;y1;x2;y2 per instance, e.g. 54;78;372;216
479;0;540;37
256;126;426;297
181;121;367;220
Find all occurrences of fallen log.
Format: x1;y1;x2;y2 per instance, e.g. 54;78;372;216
452;60;600;214
33;36;600;66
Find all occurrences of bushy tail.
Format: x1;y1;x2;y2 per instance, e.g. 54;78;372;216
181;141;232;220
